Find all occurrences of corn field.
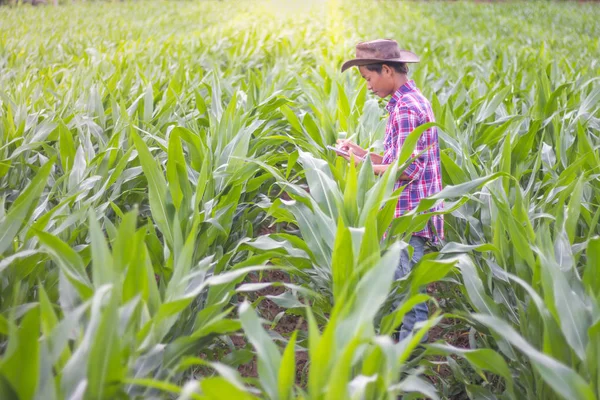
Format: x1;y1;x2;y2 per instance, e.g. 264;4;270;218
0;0;599;399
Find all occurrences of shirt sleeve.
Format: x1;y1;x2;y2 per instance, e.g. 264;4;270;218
395;106;428;181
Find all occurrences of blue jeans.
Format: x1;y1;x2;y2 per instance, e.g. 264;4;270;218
393;236;428;341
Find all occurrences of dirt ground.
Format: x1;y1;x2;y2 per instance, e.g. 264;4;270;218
233;272;469;386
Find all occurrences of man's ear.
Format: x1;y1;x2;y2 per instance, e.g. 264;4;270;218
382;64;392;76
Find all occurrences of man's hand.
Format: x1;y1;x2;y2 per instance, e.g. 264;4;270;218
339;149;363;166
336;139;367;158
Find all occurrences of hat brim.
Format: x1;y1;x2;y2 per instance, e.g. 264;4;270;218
340;52;420;73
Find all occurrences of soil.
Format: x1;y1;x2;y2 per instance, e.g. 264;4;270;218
232;271;470;389
221;216;472;390
426;282;470;349
234;269;308;384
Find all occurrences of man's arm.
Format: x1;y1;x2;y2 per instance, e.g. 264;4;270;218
336;139;413;180
367;152;383;164
369;106;429;180
389;106;428;181
340;151;411;179
372;163;411;179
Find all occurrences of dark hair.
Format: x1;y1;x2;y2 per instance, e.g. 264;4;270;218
365;62;409;74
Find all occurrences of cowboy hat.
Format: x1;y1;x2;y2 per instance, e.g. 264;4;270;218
341;39;420;72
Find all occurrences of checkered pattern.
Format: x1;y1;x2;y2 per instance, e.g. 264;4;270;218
382;80;444;243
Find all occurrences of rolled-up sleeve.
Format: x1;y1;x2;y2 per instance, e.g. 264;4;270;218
395;106;428;180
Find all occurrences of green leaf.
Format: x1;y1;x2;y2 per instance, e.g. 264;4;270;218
167;132;186;210
124;378;184;396
302;113;324;147
201;377;258;400
89;210;114;286
380;293;431;335
583;237;600;297
422;172;506;206
86;289;123;400
0;307;40;400
143;83;154;122
396;373;440;400
297;151;341;220
58;122;75;172
440;150;468;185
324;334;361;400
473;314;596;400
500;134;511;193
410;258;456;295
356;156;375;210
356;208;381;273
280;105;302;133
376;192;399;240
0;250;41;275
35;230;93;299
308;311;335;399
427;343;514;393
0;159;53;255
286;201;333;269
397;122;443;166
38;284;59;337
331;216;354;302
475;86;511;122
466;385;498;400
551;261;591;361
131;128;174;246
342;155;359;224
112;210;138;273
238;302;281;400
68;145;87;192
278;331;297;400
123;229;154;304
565;176;584;244
349;242;402;329
456;255;500;316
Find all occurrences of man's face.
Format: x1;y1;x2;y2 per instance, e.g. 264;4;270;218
359;65;394;98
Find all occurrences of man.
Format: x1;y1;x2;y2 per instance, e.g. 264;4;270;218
338;39;444;341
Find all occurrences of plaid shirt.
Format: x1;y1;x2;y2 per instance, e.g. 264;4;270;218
382;80;444;243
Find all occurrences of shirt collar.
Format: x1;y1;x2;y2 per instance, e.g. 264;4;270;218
385;80;417;112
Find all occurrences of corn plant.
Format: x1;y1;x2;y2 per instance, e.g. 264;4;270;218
170;242;445;400
1;1;600;399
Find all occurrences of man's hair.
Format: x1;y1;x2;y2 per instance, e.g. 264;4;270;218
365;62;409;74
